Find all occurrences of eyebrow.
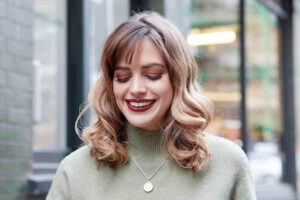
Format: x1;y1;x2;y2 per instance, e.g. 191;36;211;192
114;63;166;71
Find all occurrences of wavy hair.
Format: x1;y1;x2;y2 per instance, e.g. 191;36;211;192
76;11;214;171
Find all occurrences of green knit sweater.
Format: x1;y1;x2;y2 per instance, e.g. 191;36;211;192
47;123;256;200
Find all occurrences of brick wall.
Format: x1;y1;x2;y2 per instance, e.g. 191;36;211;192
0;0;33;199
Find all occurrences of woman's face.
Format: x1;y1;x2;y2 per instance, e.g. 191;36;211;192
113;39;173;131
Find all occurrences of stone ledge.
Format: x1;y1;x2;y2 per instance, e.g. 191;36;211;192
27;174;54;196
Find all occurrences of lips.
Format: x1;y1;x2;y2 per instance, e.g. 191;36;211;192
126;99;156;112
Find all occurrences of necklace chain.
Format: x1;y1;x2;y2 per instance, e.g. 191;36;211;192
131;156;167;180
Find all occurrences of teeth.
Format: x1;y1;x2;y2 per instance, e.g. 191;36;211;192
129;101;154;108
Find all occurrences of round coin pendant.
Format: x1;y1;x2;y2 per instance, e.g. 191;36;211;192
143;181;154;192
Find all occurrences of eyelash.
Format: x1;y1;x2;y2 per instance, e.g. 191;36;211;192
146;75;162;80
116;77;130;83
115;75;162;83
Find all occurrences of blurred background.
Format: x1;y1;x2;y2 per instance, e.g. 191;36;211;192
0;0;299;199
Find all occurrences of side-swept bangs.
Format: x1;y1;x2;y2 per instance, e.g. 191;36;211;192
102;18;170;81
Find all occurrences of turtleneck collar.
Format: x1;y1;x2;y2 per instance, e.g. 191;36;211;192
126;121;164;161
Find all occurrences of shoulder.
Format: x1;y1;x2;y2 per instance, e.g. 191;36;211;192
47;146;95;199
203;132;250;170
58;145;97;173
202;133;256;199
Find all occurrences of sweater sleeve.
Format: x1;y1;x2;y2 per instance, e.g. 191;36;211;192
46;159;71;200
231;149;257;200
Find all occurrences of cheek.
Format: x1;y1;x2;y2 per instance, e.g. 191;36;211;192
112;83;121;102
164;79;174;105
164;85;174;106
161;76;173;93
113;83;127;103
154;77;173;103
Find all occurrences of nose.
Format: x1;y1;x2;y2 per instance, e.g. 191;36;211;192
129;76;147;97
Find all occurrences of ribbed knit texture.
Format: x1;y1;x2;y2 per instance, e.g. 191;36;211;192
126;123;166;175
47;122;256;200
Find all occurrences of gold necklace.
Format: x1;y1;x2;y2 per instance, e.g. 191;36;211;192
131;156;167;193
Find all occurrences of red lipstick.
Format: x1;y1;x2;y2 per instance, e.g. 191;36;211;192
126;99;155;112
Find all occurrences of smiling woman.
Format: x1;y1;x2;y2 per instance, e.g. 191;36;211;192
46;11;256;200
113;39;173;131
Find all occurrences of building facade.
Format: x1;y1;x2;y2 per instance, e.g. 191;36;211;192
0;0;34;199
0;0;299;199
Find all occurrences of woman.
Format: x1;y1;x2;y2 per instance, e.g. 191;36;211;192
47;11;256;200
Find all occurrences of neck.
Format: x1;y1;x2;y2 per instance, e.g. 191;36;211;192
126;122;163;158
126;121;167;173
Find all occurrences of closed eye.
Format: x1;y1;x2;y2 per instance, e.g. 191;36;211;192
116;77;131;83
146;75;162;81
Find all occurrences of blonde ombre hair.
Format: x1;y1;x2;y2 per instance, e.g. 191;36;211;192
77;11;214;171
